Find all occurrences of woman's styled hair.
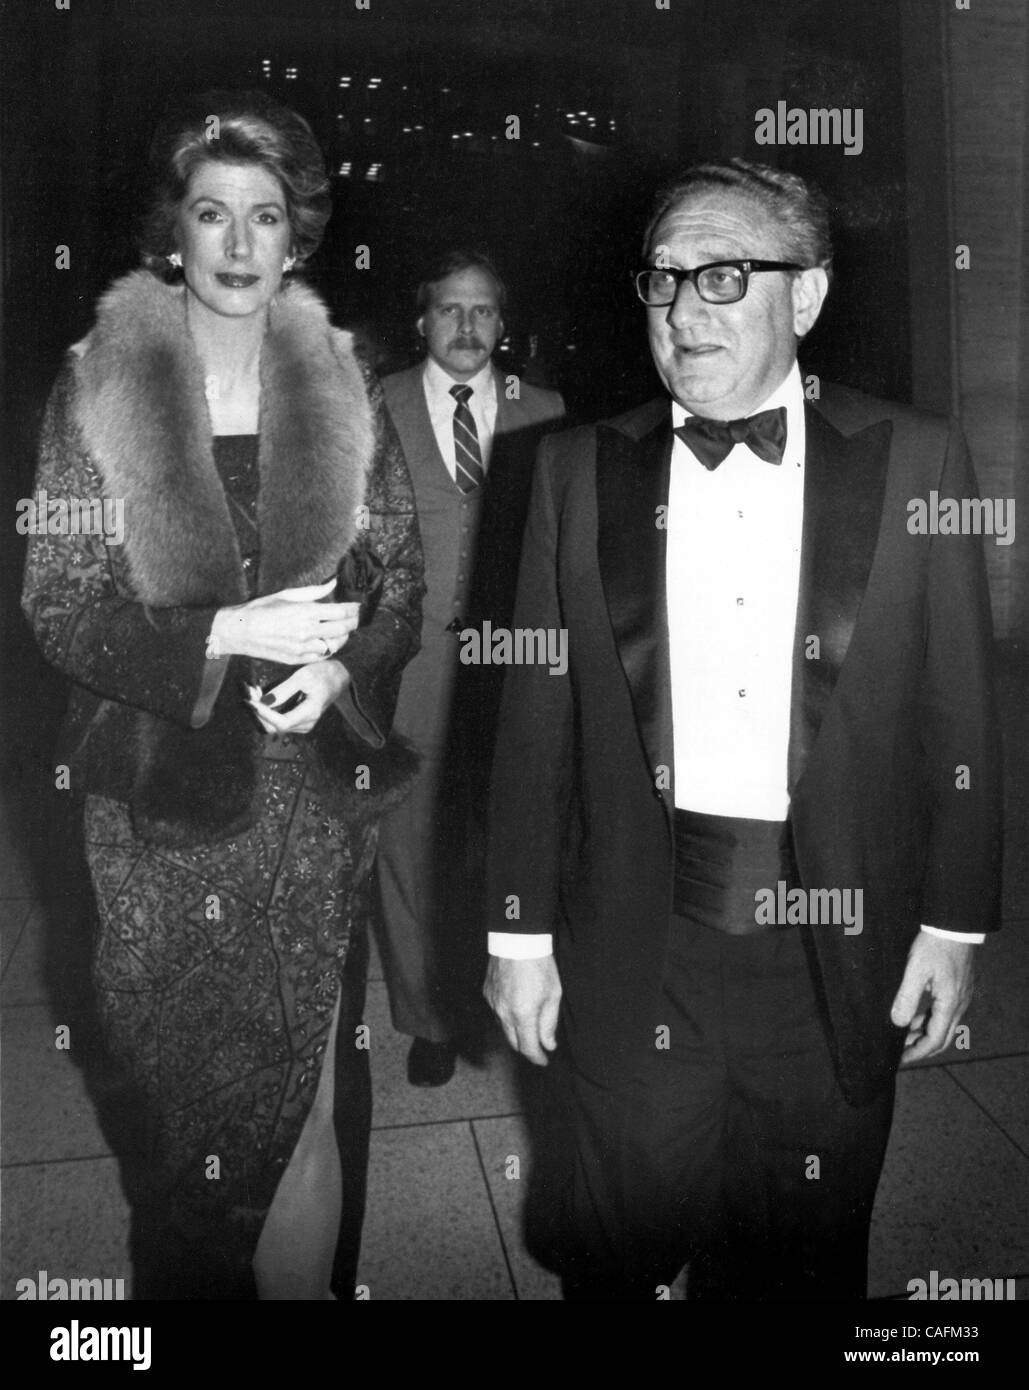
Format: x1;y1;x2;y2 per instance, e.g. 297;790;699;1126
139;89;331;276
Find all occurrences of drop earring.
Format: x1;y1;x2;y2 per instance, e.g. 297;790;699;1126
282;256;296;273
167;252;182;268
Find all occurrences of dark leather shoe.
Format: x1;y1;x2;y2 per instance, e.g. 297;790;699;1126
407;1038;456;1087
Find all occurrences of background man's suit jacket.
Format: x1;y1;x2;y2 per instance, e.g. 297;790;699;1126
487;383;1002;1105
381;362;565;765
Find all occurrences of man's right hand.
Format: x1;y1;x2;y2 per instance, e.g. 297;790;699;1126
483;955;562;1066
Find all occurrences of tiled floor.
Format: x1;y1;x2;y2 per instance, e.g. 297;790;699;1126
2;652;1027;1300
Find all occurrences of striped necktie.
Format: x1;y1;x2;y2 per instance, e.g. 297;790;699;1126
450;384;485;493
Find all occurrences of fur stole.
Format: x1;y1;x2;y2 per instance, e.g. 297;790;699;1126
72;270;381;846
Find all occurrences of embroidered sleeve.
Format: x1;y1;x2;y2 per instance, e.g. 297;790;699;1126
21;364;227;729
330;355;424;745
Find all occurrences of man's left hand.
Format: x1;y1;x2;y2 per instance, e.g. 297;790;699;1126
244;661;349;735
890;932;976;1064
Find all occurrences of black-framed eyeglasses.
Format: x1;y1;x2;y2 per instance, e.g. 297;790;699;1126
633;259;805;307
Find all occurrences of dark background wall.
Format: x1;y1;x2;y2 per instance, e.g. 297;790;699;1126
2;0;918;419
1;0;1025;814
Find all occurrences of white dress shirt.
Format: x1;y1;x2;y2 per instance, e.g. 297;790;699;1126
422;356;498;480
490;364;982;955
668;364;804;818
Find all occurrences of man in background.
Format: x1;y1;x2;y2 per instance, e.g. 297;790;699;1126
379;250;564;1086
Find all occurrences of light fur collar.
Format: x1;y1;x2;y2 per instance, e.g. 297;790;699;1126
72;270;375;604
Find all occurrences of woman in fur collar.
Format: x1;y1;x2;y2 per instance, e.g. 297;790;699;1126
21;91;424;1299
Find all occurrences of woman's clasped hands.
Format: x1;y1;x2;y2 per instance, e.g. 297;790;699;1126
208;579;361;734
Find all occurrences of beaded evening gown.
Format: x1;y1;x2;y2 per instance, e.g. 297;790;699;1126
82;437;372;1298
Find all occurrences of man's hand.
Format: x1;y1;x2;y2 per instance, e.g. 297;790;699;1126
890;932;976;1064
484;955;562;1066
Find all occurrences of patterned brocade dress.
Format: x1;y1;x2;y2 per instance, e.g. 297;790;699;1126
83;437;373;1299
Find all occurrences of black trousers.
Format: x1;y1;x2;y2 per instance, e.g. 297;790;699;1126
558;917;896;1301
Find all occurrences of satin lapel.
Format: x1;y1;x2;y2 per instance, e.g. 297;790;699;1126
788;401;893;792
596;405;674;814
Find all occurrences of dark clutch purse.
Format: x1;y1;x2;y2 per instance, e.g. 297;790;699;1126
331;533;384;622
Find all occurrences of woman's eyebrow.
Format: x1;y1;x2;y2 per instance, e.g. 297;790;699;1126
186;196;286;212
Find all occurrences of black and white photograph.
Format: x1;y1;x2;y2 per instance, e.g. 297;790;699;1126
1;0;1026;1362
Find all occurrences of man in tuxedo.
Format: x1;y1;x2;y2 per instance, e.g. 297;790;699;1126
378;250;564;1086
484;159;1001;1297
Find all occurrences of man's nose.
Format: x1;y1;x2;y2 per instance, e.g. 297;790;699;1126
666;278;711;329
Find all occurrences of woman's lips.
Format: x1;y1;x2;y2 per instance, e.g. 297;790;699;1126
216;273;260;287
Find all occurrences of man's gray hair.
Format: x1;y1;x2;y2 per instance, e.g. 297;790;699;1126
643;158;833;278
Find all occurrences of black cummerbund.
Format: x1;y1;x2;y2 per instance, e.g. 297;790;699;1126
672;808;800;936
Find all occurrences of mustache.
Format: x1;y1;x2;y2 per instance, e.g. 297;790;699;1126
450;338;486;351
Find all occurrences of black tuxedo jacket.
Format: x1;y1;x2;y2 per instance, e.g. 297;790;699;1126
486;383;1002;1104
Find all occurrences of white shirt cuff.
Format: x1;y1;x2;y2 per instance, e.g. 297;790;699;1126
921;924;986;944
488;932;554;959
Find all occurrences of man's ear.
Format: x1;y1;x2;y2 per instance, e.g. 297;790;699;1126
792;267;829;338
416;315;425;339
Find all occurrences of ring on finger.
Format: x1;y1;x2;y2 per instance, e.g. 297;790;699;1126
315;635;331;658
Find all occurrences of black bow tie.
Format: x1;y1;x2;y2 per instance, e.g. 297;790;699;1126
675;406;787;470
